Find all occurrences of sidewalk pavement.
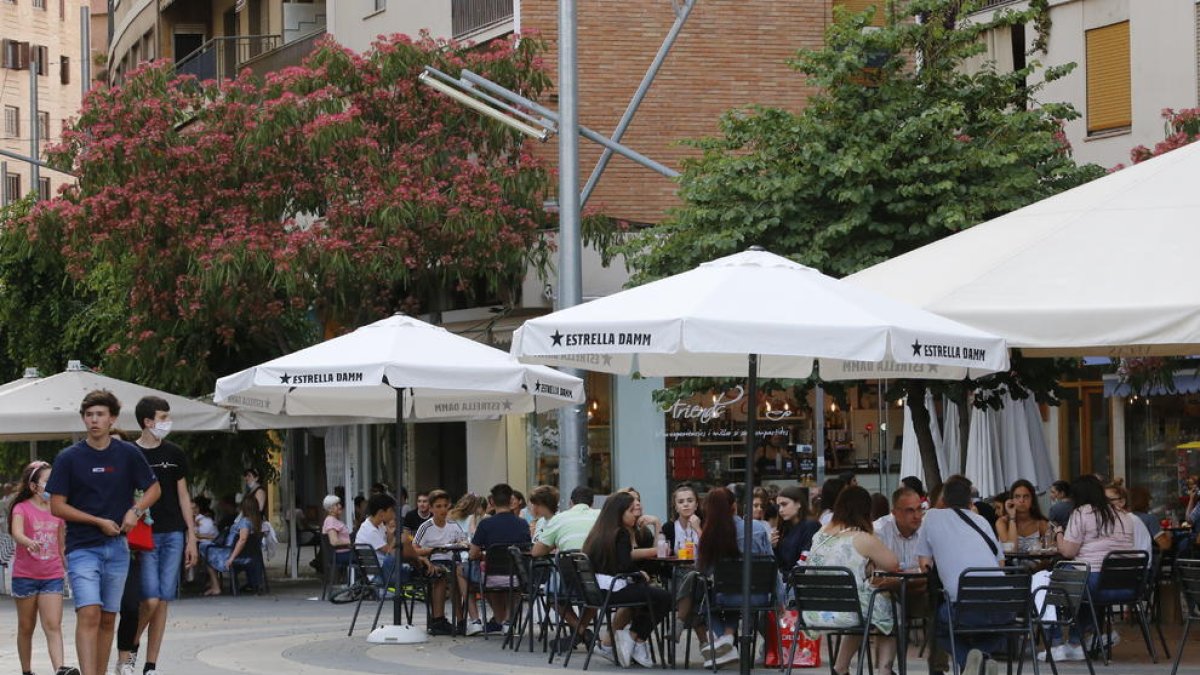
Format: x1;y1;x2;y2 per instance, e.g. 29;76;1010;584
0;563;1195;674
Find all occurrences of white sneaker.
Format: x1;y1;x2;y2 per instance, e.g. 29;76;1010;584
631;640;654;668
714;646;740;667
1106;630;1121;647
614;628;635;668
119;665;136;675
1038;644;1068;662
963;649;984;675
1061;643;1086;661
465;619;484;636
712;633;735;657
594;642;616;664
144;670;159;675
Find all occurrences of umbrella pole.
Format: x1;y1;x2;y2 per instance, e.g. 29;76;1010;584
739;354;757;675
394;387;406;626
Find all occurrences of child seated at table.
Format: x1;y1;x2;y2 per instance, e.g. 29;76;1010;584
412;489;468;636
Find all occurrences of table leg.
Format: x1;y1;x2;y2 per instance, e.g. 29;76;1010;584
897;579;908;675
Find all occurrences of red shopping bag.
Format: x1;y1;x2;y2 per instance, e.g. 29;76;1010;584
763;610;821;668
127;520;154;552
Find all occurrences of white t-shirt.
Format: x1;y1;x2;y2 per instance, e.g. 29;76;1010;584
916;508;1003;601
413;519;467;561
196;514;218;540
355;518;388;554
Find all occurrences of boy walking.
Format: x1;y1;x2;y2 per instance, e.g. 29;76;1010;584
47;390;160;675
123;396;198;675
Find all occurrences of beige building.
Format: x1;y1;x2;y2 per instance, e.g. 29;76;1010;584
1;0;82;204
971;0;1200;168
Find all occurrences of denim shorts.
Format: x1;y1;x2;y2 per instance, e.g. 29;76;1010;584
67;537;130;613
140;531;186;601
11;576;65;599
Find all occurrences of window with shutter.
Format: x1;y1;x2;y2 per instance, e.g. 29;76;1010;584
3;105;18;138
37;111;49;140
60;55;70;84
3;174;21;205
1085;21;1131;134
17;42;30;70
38;177;50;201
35;46;48;76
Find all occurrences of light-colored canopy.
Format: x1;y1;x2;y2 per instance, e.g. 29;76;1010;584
215;314;584;419
0;362;231;440
846;140;1200;357
963;390;1055;497
899;390;946;486
513;249;1010;378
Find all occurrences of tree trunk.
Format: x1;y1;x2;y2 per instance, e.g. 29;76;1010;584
906;381;943;491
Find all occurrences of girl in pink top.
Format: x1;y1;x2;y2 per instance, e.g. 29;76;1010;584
9;460;77;675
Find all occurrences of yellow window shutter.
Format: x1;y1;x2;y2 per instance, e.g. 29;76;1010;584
1085;21;1131;133
835;0;886;27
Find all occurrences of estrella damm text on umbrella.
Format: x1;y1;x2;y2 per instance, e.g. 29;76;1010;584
279;371;366;384
433;400;511;414
838;361;940;375
910;340;987;363
549;330;652;348
534;381;573;397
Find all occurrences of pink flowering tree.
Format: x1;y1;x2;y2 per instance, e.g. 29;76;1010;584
12;34;569;393
1130;108;1200;163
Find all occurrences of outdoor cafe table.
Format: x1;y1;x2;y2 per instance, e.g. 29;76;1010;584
1003;549;1061;568
873;570;928;675
645;556;695;668
430;544;471;635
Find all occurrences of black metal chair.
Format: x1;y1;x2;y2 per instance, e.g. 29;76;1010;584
505;544;555;652
228;533;268;595
786;565;883;675
347;543;389;636
702;556;778;672
1034;561;1097;675
1091;549;1156;664
319;533;350;601
556;551;665;671
1170;558;1200;675
459;543;523;639
940;567;1039;675
1146;549;1172;659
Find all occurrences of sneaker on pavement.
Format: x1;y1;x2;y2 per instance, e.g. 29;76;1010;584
712;633;735;657
699;641;716;660
631;640;655;668
714;646;740;668
963;649;985;675
1061;643;1086;661
465;619;484;636
1106;630;1121;647
118;665;135;675
483;619;505;635
57;668;82;675
614;628;635;668
594;642;617;664
428;618;455;636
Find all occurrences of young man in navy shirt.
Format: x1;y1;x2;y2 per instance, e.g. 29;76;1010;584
48;390;160;675
466;483;531;635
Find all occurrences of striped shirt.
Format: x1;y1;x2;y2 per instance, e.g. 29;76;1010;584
535;503;598;552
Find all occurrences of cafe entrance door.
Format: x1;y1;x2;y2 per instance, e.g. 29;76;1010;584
1059;382;1111;479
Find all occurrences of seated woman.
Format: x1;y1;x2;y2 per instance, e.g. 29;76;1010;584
204;496;263;596
661;483;702;555
193;495;219;557
775;486;820;572
583;491;673;669
804;485;898;675
321;494;353;568
686;487;775;669
620;486;662;542
995;479;1049;553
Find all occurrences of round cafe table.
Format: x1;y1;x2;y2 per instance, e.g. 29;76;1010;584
645;556;695;668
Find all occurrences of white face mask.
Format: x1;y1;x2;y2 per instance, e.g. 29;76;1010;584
149;420;173;440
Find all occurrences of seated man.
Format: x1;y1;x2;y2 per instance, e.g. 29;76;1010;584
916;475;1006;671
463;483;532;635
412;489;466;636
355;493;403;590
531;486;599;651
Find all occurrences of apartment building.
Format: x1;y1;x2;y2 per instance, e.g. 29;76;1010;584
0;0;82;205
971;0;1200;168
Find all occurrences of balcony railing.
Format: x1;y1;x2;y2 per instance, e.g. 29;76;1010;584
244;29;325;80
452;0;514;40
175;35;282;82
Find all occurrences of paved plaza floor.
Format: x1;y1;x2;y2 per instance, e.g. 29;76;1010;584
0;567;1195;674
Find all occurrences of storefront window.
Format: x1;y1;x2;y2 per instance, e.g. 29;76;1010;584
528;372;613;494
1125;393;1200;519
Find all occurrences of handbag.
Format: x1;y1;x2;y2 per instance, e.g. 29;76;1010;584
127;519;154;552
763;609;821;668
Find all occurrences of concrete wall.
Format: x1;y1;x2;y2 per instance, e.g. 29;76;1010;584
613;375;667;519
330;0;455;54
0;0;82;203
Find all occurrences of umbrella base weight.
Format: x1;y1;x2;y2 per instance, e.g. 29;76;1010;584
366;624;429;645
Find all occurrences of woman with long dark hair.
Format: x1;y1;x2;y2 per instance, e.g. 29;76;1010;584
582;492;671;668
661;483;701;554
804;486;897;675
9;461;77;675
996;479;1049;552
687;487;773;668
203;495;263;596
775;486;820;571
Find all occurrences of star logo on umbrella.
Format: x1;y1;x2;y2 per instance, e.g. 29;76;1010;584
911;340;922;357
279;373;291;384
551;330;564;347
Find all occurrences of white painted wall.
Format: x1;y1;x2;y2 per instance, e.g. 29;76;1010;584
466;418;510;492
329;0;454;54
522;241;634;308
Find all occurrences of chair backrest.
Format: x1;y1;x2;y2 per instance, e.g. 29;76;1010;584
557;551;607;607
484;542;520;577
353;543;385;584
320;533;335;568
1097;549;1149;594
712;556;778;597
788;566;864;627
955;567;1032;620
1041;560;1090;621
1177;558;1200;618
509;545;532;587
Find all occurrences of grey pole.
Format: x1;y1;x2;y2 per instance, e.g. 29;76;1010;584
1;160;7;204
556;0;587;507
580;0;694;207
739;353;757;675
814;384;826;476
81;6;92;97
29;59;40;198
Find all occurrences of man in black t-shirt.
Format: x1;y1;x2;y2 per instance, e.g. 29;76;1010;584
402;491;431;534
123;396;198;675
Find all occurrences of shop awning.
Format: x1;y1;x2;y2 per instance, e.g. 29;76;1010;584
1103;371;1200;397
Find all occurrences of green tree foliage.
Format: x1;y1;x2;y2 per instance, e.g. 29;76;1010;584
623;0;1104;487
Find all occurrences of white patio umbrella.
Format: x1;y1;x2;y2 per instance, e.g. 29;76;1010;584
214;313;584;628
511;248;1010;672
941;395;963;476
0;361;231;440
899;389;945;486
964;404;1005;498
